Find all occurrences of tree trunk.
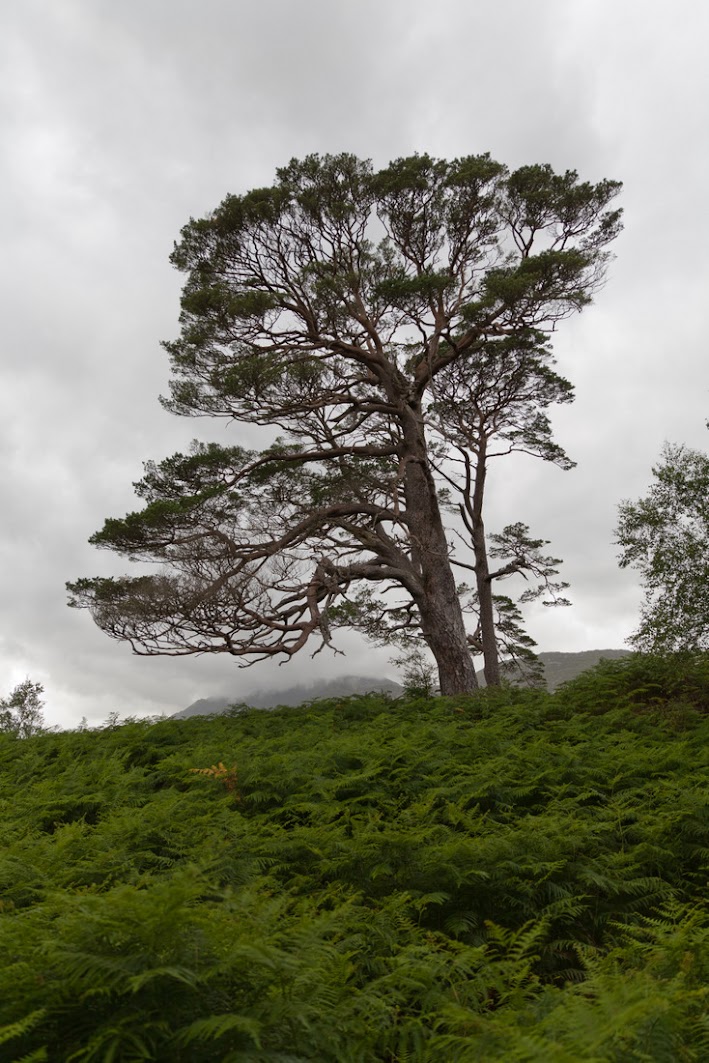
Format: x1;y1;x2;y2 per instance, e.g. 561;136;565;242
419;588;480;694
401;407;479;695
473;521;501;686
471;442;501;686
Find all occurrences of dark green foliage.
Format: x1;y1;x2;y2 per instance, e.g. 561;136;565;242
1;658;708;1060
556;651;709;718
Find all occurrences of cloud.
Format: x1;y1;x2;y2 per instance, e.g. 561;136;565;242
1;0;707;726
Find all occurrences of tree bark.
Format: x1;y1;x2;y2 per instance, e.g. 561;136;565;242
471;442;501;686
401;405;479;695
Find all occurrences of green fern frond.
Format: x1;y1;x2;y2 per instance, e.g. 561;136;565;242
0;1009;47;1047
176;1012;262;1046
126;964;203;992
14;1051;49;1063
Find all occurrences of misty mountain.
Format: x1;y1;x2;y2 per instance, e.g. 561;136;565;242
172;675;404;719
172;651;630;719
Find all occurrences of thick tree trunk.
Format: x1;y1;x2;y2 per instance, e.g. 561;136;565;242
401;408;479;695
419;587;480;695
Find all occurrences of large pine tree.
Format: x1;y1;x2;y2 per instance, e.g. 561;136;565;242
68;153;621;693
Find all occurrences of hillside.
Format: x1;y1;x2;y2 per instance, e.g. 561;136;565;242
499;648;631;690
174;651;630;719
1;652;707;1060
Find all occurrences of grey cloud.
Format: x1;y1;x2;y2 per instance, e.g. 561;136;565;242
1;0;707;726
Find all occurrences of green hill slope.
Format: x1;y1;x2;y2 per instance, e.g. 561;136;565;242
516;648;630;689
0;653;707;1061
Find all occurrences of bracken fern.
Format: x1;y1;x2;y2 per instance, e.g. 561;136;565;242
0;653;707;1060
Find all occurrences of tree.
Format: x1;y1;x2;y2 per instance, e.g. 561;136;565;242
0;679;45;738
463;522;571;686
68;153;621;695
616;436;709;652
430;335;574;684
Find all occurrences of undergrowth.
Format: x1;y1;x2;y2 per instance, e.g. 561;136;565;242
0;653;707;1060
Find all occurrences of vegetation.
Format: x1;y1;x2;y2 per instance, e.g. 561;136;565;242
0;679;45;739
1;653;707;1061
616;435;709;653
68;152;622;692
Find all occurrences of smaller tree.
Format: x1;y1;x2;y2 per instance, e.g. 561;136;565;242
0;679;46;738
461;522;570;684
391;647;439;697
616;436;709;652
430;335;575;685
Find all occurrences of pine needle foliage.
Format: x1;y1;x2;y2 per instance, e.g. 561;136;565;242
0;653;707;1060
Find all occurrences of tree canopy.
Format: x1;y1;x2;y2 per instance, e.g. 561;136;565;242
616;435;709;652
68;152;622;693
0;679;45;738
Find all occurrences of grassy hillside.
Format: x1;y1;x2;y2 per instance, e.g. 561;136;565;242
1;654;708;1061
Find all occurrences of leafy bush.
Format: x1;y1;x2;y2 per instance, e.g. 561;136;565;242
556;651;709;719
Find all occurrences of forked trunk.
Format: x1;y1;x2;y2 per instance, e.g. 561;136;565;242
402;412;478;695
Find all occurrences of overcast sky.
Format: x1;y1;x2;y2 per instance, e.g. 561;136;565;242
1;0;707;727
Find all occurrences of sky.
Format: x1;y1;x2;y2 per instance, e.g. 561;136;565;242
1;0;707;728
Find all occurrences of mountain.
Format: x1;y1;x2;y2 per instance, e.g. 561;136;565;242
522;649;630;691
172;675;404;719
173;651;631;719
478;649;631;690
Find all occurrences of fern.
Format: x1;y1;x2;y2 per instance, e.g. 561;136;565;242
189;762;240;797
1;663;708;1059
0;1011;46;1048
175;1012;262;1046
